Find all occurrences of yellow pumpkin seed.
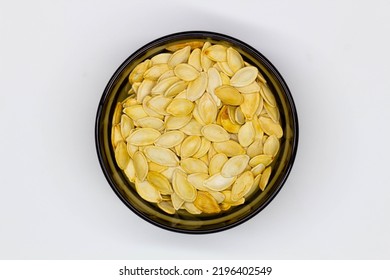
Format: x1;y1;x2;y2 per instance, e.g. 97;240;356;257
217;61;235;76
240;92;260;120
249;154;273;167
246;139;263;158
151;76;180;95
157;201;175;214
171;192;184;210
184;202;202;214
188;48;202;71
166;98;194;116
123;159;136;182
207;68;222;106
260;83;277;107
192;137;211;158
164;80;188;97
165;115;192;130
236;82;260;94
174;63;199;81
127;128;161;146
259;116;283;138
172;169;197;202
123;105;148;120
197;92;218;124
263;135;280;156
213;140;245;157
201;42;213;71
115;141;129;170
135;178;162;203
187;173;210;191
231;171;254;201
143;64;169;80
112;102;122;125
154;131;185;148
186;72;208;101
227;47;244;73
204;173;236;191
194;191;221;213
144;146;179;166
168;46;191;68
214;85;244;105
166;41;204;52
181;135;201;158
147;171;173;195
204;44;227;62
111;124;124;148
148;162;168;173
135;117;164;130
201;124;230;142
251;163;265;176
151;53;171;65
230;66;258;87
221;155;250;177
128;59;151;84
181;158;208;174
209;153;228;176
259;166;272;191
133;151;148;181
238;121;255;147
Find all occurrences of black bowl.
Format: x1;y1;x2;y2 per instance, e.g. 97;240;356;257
95;31;298;234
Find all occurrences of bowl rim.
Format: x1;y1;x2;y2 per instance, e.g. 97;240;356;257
95;30;299;234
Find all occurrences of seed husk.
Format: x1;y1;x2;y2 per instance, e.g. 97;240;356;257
133;151;149;181
112;102;123;125
263;134;280;156
213;140;245;157
147;171;173;195
115;141;130;170
264;102;280;123
259;166;272;191
186;72;208;101
227;47;244;73
165;98;194;117
259;116;283;138
203;173;236;191
217;61;235;77
181;135;201;158
154;131;185;148
188;48;202;71
246;139;263;158
147;96;172;115
123;105;148;120
144;146;179;166
231;171;254;201
194;191;221;214
168;46;191;68
197;92;218;124
123;159;136;183
240;92;260;120
135;178;162;203
181;158;208;174
230;66;258;87
157;69;175;82
234;107;245;125
221;155;250;177
172;169;197;202
174;63;199;81
209;153;228;176
214;85;244;105
192;137;211;158
127;128;161;146
201;124;230;142
204;44;227;62
238;121;255;147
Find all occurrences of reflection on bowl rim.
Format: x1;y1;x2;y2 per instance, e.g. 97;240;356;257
95;31;299;234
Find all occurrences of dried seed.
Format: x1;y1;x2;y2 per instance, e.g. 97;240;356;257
143;64;170;80
147;96;172;115
142;95;164;119
192;104;206;126
236;82;260;94
126;142;138;158
201;42;213;71
136;79;156;103
135;178;162;203
151;53;171;65
157;69;175;82
217;61;235;76
259;116;283;138
193;137;211;158
127;128;161;146
174;63;199;81
249;154;273;167
244;174;261;198
144;146;179;166
111;124;124;148
257;72;267;84
194;191;221;214
132;82;141;94
112;102;122;125
208;191;225;204
252;116;264;140
213;140;245;157
231;171;254;201
204;173;236;191
204;44;227;62
234;107;245;125
154;131;185;148
188;48;202;71
184;202;202;214
220;105;241;133
123;105;148;120
157;201;175;214
147;171;173;194
186;72;208;101
181;158;208;174
221;155;250;177
165;115;192;130
209;153;228;176
227;47;244;73
201;124;230;142
168;46;191;68
129;59;151;84
230;66;258;87
148;162;168;173
180;119;203;136
135;117;164;130
240;92;260;120
171;192;184;210
197;93;218;124
246;139;263;158
259;166;272;191
264;102;280;123
187;173;210;191
166;41;204;52
133;151;148;181
115;141;130;170
166;98;194;116
207;68;222;106
260;83;277;107
251;163;265;176
123;159;136;182
238;121;255;147
263;135;280;156
172;169;197;202
164;80;188;97
219;71;230;85
181;135;201;158
120;115;134;139
151;76;180;95
214;85;244;105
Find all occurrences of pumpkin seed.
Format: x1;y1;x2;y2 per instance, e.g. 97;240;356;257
260;83;277;107
174;63;199;81
166;41;204;52
201;124;230;142
164;80;188;97
209;153;228;176
249;154;273;167
127;128;161;146
112;102;122;125
148;162;168;173
240;92;260;120
129;59;151;84
201;42;213;71
172;169;197;202
181;135;201;158
157;201;175;214
236;82;260;94
259;116;283;138
231;171;254;201
213;140;245;157
147;96;172;115
184;202;202;214
192;137;211;158
207;67;222;106
137;79;156;103
144;146;179;166
251;163;265;176
186;72;208;101
166;98;194;116
154;131;185;148
151;76;180;95
204;44;227;62
115;141;130;170
168;46;191;68
263;135;280;156
259;166;272;191
246;139;263;158
111;124;124;148
227;47;244;73
188;48;202;71
230;66;258;87
135;117;164;130
123;105;148;120
187;173;210;191
165;115;192;130
197;92;218;124
151;53;171;65
203;173;236;191
133;151;148;181
194;191;221;213
123;159;136;183
217;61;235;76
171;192;184;210
143;64;170;80
135;178;162;203
147;171;173;194
181;158;208;174
221;155;250;177
214;85;244;105
238;121;255;147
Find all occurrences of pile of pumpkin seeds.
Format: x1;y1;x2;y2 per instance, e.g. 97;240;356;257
111;41;283;215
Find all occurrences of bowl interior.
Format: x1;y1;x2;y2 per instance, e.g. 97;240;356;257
95;31;298;233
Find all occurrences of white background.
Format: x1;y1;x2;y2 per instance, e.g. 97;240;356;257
1;0;389;259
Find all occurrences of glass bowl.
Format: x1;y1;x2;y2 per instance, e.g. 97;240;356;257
95;31;298;234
